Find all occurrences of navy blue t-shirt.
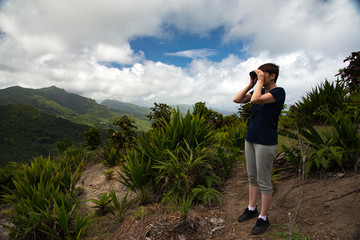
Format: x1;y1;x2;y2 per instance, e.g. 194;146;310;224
245;87;286;145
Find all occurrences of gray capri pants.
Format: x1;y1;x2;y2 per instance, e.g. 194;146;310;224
245;140;277;195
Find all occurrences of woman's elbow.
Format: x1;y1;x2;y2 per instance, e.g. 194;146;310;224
233;97;246;103
250;97;260;105
233;98;240;103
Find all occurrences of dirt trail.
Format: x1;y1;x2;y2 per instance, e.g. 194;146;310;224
215;165;360;239
82;160;360;239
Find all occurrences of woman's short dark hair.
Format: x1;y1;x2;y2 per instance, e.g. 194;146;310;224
258;63;280;82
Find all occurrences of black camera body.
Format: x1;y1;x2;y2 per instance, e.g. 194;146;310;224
249;71;257;80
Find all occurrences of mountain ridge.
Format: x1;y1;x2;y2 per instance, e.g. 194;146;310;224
0;85;151;131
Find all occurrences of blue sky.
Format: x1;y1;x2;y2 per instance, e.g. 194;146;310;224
0;0;359;112
130;27;246;68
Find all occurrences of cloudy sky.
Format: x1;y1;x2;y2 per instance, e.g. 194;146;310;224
0;0;359;112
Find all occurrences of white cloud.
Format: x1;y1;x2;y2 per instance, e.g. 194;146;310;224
220;0;360;56
92;43;143;65
0;0;358;112
165;49;218;59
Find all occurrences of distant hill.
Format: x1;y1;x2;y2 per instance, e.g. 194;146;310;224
101;100;232;116
102;99;195;115
172;103;234;116
101;99;151;116
0;86;151;131
0;104;92;165
170;103;233;116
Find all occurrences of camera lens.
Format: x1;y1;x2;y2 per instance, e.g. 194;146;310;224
249;71;257;79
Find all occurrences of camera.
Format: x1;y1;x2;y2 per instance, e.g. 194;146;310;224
249;71;257;80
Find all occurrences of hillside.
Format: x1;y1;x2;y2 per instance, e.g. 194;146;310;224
102;100;234;116
101;99;151;116
101;100;195;116
0;104;91;165
0;86;151;131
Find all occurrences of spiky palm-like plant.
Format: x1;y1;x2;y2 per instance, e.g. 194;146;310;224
290;80;347;125
1;156;97;239
117;149;152;204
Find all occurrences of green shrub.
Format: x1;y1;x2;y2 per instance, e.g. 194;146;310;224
215;145;240;177
41;198;99;240
108;188;134;222
139;108;214;160
192;102;224;129
154;141;207;198
84;127;102;150
135;107;229;210
336;51;360;94
56;136;74;153
153;140;215;205
0;162;20;203
282;145;302;169
134;206;153;220
191;185;222;206
290;80;347;125
322;110;360;169
117;149;152;204
1;155;97;239
307;145;344;176
278;110;297;129
107;116;138;150
168;195;194;219
237;102;252;122
88;192;112;215
217;119;247;151
103;169;115;181
56;147;96;172
146;102;172;130
283;110;360;174
273;224;309;240
102;144;123;167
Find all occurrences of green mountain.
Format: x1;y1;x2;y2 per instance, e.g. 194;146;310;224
102;99;193;115
0;86;151;131
102;99;233;117
0;104;91;165
101;99;151;116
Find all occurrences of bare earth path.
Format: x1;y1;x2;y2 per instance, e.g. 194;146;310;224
84;161;360;240
213;165;360;239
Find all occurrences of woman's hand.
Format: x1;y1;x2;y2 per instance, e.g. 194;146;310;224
250;75;257;86
255;69;264;84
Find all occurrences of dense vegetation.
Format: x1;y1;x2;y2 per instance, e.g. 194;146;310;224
0;104;91;166
0;51;359;239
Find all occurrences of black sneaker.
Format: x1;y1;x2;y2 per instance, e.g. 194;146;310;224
251;217;270;235
237;207;259;222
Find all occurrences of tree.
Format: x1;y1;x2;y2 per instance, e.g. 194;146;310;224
192;102;223;129
146;103;172;130
56;136;74;153
84;127;102;150
107;116;138;150
336;51;360;93
237;102;252;122
192;102;208;117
